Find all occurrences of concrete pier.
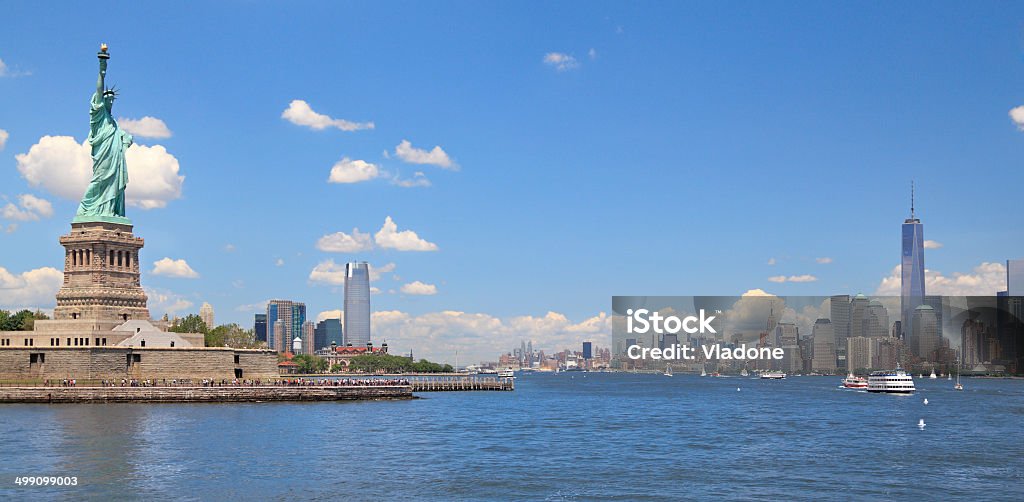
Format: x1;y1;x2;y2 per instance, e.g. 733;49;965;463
0;385;413;403
410;377;514;392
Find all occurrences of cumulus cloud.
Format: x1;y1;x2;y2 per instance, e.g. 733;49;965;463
0;129;8;150
373;310;610;363
924;240;943;250
317;309;343;322
543;52;580;71
393;140;456;170
151;257;199;279
767;274;818;283
309;260;395;285
875;262;1006;296
816;257;833;264
117;116;172;139
235;300;269;313
767;257;777;266
0;266;62;308
400;281;437;295
145;287;194;317
2;194;53;221
316;228;374;253
15;135;184;209
328;157;380;184
282;100;373;131
0;58;29;78
374;216;438;252
275;258;285;267
1010;106;1024;131
391;171;431;188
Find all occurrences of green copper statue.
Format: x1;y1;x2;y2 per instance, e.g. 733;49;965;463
74;44;132;224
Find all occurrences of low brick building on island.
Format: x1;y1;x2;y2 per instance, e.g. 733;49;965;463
314;341;390;371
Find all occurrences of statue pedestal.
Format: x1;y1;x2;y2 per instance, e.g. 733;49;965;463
53;221;150;322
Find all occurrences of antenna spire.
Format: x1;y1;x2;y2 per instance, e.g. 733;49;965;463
910;180;915;220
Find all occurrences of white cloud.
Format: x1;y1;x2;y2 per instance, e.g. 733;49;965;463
543;52;580;71
5;224;17;234
924;240;943;250
0;58;29;78
816;257;833;264
117;116;172;139
0;129;8;150
328;157;380;184
374;216;438;252
223;244;236;253
372;310;610;363
151;257;199;279
0;266;62;308
588;48;597;60
767;257;776;266
1010;106;1024;131
317;309;343;322
768;274;818;283
275;258;285;267
400;281;437;295
788;275;817;283
393;140;456;170
370;286;381;294
281;100;373;131
316;228;374;253
15;135;184;210
235;300;269;313
310;260;395;285
2;194;53;221
145;287;194;317
391;171;431;188
874;262;1006;296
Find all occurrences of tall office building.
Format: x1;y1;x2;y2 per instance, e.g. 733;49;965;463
811;318;836;373
849;294;869;339
830;295;850;370
847;336;874;371
774;323;800;373
302;321;316;356
272;319;287;353
344;262;371;346
267;300;306;353
254;313;267;343
199;302;215;329
315;318;343;350
901;183;926;343
923;295;946;341
1007;259;1024;296
911;305;939;361
583;341;593;360
864;301;890;338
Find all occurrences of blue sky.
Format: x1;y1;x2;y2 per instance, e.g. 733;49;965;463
2;2;1023;362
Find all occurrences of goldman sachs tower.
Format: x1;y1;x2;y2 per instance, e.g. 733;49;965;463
901;182;926;342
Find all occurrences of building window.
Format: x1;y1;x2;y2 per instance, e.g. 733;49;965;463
101;338;107;346
95;338;100;346
170;341;174;347
140;340;146;347
29;353;45;364
234;355;240;364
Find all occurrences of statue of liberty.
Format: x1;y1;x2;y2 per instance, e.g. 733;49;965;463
75;44;133;224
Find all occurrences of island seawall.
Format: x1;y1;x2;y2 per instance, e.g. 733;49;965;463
0;385;413;403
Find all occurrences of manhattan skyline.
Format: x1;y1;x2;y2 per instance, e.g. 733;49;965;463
1;2;1023;362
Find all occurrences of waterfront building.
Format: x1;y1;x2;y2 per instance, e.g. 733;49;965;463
272;319;287;353
267;300;306;354
911;305;939;361
200;302;215;329
344;262;371;346
901;184;926;342
254;313;267;343
302;321;315;356
314;318;343;351
847;336;874;371
811;319;837;373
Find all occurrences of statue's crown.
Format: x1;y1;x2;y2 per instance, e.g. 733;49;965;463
102;86;118;98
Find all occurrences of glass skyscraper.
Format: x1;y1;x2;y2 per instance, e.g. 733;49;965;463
254;313;267;343
314;318;343;350
344;262;371;346
901;186;926;348
267;300;306;353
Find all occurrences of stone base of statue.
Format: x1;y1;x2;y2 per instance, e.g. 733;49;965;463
49;220;150;323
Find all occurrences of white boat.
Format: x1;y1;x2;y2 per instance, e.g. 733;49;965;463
479;368;498;375
867;366;916;394
740;368;749;377
842;373;868;389
760;371;786;380
700;367;707;377
498;368;515;378
929;368;937;379
664;365;673;377
954;361;963;391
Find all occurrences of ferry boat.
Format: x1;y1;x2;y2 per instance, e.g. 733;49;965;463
498;368;515;378
760;371;786;380
867;366;916;394
841;373;868;389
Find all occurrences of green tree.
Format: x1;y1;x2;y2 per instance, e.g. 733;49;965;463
347;353;452;374
0;309;47;331
292;354;328;374
169;314;209;336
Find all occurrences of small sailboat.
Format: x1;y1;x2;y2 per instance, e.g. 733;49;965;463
923;398;928;405
918;419;926;429
740;367;749;377
954;362;963;391
947;373;952;381
929;368;937;379
700;367;707;377
664;364;673;377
